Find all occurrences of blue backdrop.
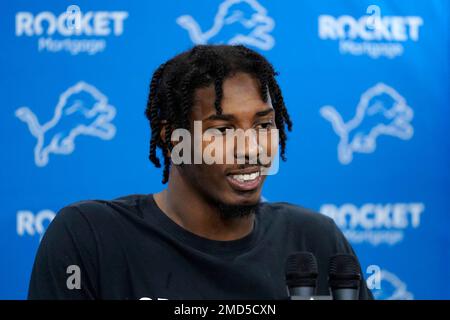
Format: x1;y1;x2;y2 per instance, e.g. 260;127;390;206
1;0;449;299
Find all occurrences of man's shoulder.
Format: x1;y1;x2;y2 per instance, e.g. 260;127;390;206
57;194;150;224
40;194;151;249
260;201;336;231
260;201;353;256
262;202;338;236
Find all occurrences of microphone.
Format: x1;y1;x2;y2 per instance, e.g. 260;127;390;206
328;254;361;300
285;252;319;299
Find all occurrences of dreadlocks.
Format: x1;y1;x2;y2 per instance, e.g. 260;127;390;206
145;44;293;184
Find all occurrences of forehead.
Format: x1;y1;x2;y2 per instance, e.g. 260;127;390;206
192;72;271;119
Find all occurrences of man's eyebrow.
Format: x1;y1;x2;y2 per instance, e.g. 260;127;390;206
202;108;274;121
203;113;235;122
255;108;275;117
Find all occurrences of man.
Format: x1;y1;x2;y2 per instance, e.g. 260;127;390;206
28;45;373;299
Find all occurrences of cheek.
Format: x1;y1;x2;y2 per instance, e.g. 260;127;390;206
183;163;225;185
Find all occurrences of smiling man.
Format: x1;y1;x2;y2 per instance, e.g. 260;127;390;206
28;45;373;300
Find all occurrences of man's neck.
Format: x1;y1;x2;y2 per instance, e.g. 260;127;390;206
153;170;255;241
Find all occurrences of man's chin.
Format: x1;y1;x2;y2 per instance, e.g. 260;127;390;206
216;197;261;220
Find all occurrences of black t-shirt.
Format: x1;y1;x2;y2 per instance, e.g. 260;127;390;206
28;194;373;300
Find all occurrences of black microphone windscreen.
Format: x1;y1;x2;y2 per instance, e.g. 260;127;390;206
285;252;318;287
328;254;361;289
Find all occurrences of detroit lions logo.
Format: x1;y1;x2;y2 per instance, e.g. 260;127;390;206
15;81;116;167
320;83;414;164
176;0;275;50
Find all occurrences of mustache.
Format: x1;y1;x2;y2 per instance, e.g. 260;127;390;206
227;159;272;171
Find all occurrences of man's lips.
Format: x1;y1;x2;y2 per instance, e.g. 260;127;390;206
226;167;263;191
226;166;261;176
226;175;262;191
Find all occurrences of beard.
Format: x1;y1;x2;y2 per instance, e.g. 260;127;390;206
215;198;261;220
178;165;263;220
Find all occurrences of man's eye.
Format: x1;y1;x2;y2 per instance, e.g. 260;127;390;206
255;121;274;129
215;127;233;133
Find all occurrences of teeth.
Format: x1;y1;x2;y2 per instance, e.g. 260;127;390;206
230;172;260;182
